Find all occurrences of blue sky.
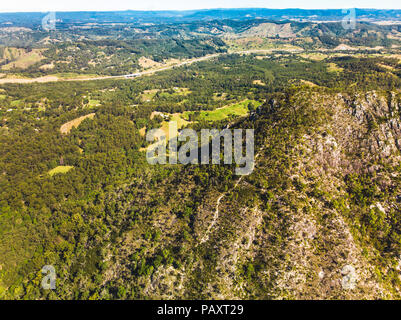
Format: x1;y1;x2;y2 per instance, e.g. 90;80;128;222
1;0;400;12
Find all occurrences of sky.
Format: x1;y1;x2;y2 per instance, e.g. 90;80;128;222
0;0;400;13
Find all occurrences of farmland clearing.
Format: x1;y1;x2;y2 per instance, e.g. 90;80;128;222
60;113;96;134
48;166;74;176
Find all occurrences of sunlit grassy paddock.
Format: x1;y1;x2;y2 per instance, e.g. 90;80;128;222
48;166;74;176
183;99;261;122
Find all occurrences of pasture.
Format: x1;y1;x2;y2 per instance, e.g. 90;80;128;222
48;166;74;176
60;113;96;134
183;99;260;122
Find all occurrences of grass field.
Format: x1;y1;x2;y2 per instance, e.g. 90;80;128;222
48;166;74;176
141;89;159;102
300;52;329;61
327;62;343;73
160;113;192;139
139;127;146;137
141;99;261;152
10;99;22;107
138;56;162;69
60;113;96;134
0;47;25;63
299;79;318;87
1;49;44;71
253;80;266;86
183;99;260;122
87;99;101;107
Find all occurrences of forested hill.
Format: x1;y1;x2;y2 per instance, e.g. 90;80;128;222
0;16;399;78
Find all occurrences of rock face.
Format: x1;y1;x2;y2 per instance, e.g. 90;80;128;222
106;88;401;299
177;89;401;299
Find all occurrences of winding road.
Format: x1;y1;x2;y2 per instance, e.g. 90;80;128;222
0;49;303;85
0;53;223;84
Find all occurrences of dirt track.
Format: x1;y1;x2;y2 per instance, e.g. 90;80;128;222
0;49;303;85
0;53;222;84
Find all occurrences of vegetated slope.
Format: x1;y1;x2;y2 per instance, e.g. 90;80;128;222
1;19;401;48
2;49;401;299
185;88;401;299
80;87;401;299
1;19;400;77
189;88;401;299
0;38;227;77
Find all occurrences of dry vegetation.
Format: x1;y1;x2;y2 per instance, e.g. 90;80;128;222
1;48;45;70
60;113;96;134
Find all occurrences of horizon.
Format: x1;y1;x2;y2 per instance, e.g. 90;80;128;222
1;7;401;14
1;0;401;13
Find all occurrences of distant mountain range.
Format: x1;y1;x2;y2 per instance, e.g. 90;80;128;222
1;8;401;28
